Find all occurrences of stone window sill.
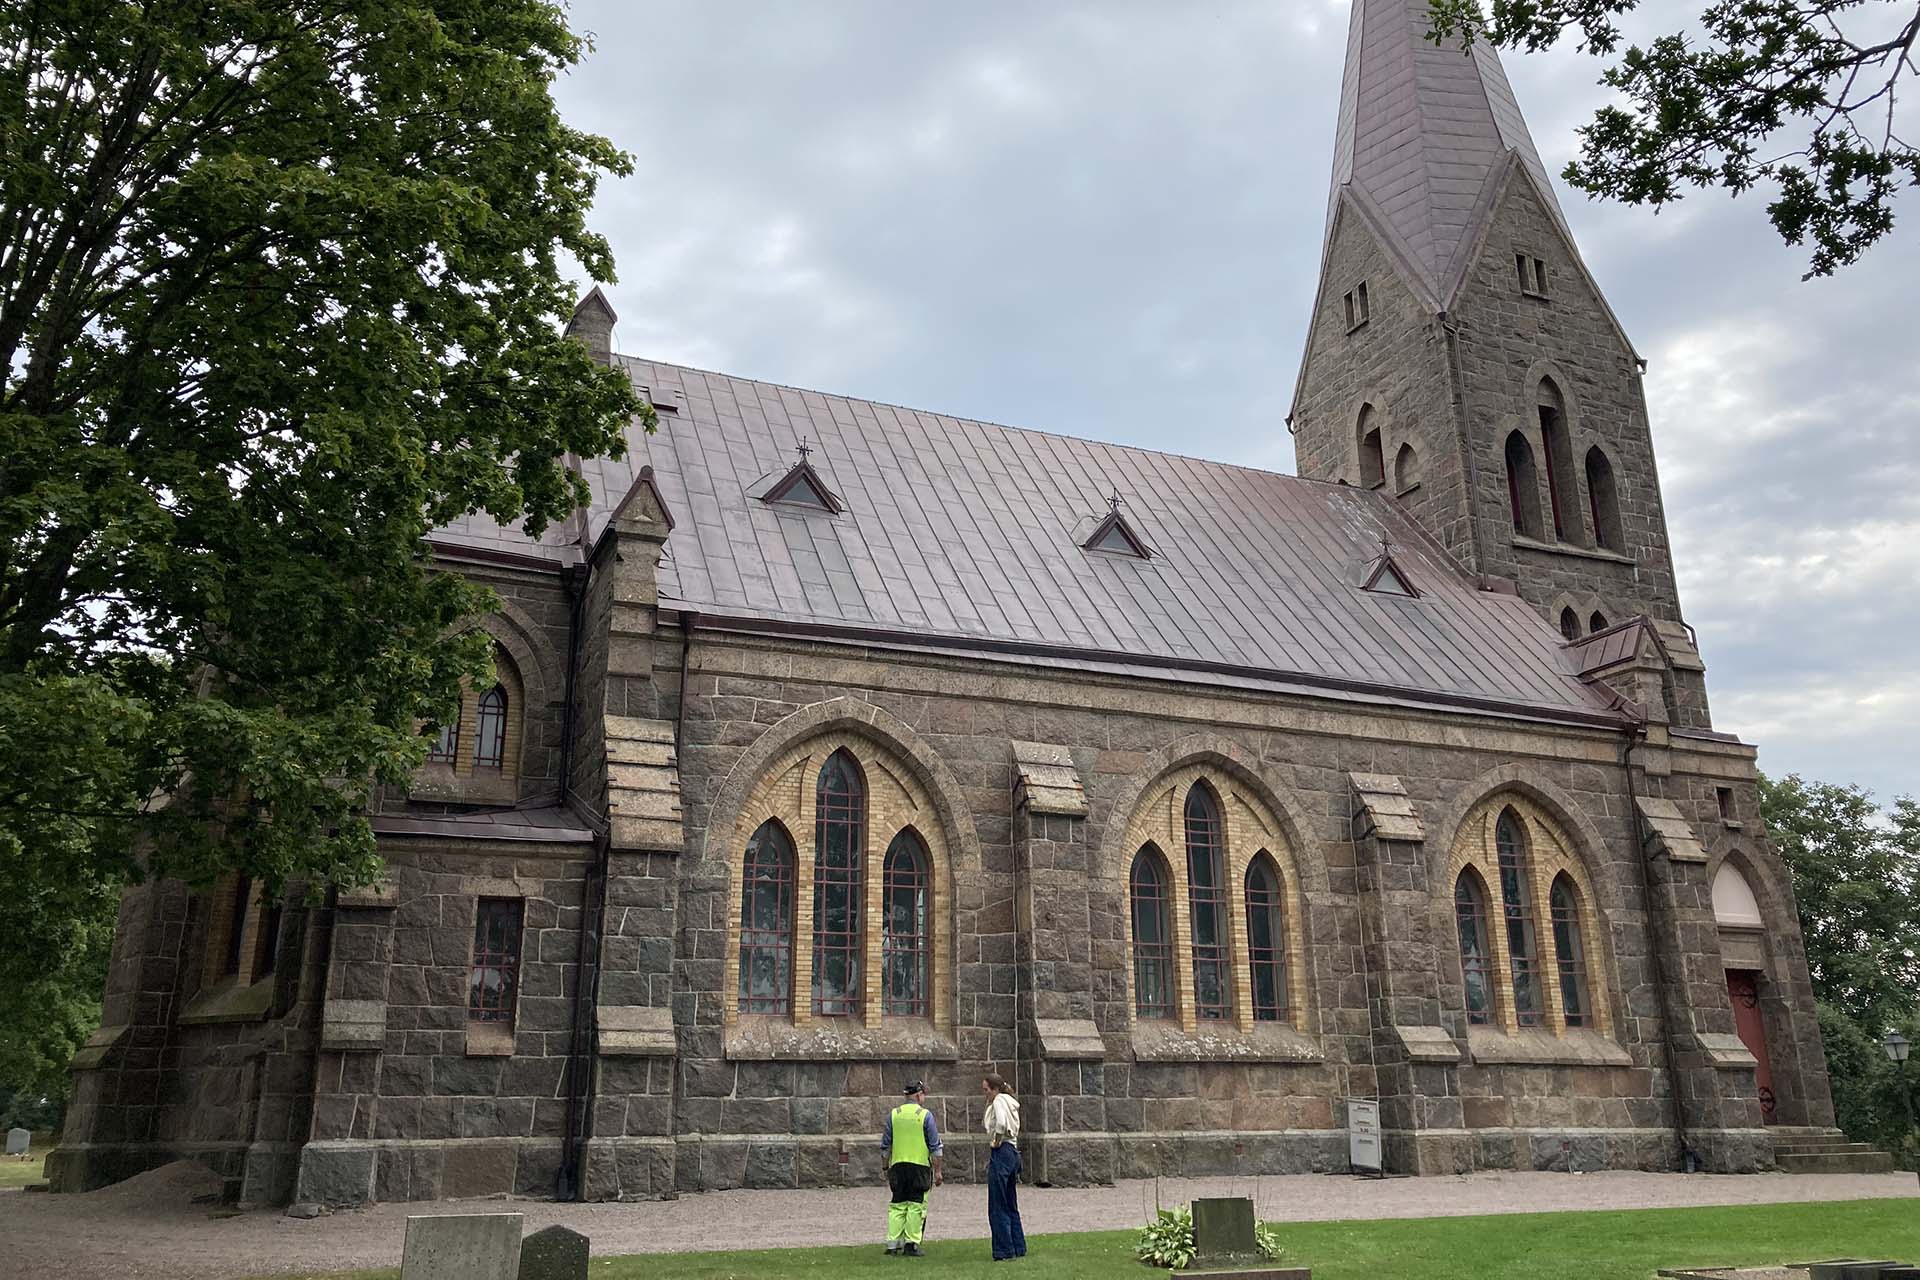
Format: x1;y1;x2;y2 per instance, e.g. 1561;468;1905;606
179;977;275;1025
1511;535;1635;567
1129;1019;1325;1064
723;1015;959;1062
466;1021;515;1057
1467;1026;1632;1068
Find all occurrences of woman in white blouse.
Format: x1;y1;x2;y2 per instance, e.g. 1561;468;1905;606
981;1073;1028;1261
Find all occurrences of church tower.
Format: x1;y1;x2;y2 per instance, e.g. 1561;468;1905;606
1290;0;1710;724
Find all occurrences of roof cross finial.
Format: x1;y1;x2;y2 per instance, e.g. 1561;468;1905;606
1108;489;1122;514
796;437;813;465
1380;534;1394;558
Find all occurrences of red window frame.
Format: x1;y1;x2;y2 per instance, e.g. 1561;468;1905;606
1455;870;1495;1026
1130;847;1175;1020
1245;854;1288;1023
1550;875;1592;1028
738;820;796;1015
811;750;864;1018
468;897;524;1024
881;830;931;1018
1495;809;1544;1027
475;686;507;769
1183;784;1233;1022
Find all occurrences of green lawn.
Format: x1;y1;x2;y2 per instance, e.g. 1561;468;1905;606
264;1198;1920;1280
0;1135;49;1190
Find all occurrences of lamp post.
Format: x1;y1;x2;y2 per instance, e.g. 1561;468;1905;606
1884;1031;1915;1184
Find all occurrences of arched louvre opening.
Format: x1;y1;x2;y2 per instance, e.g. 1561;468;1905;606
1537;379;1583;544
738;820;796;1014
1505;431;1544;540
881;829;931;1018
1183;784;1233;1021
1586;446;1625;552
1394;441;1420;490
1454;870;1495;1026
1245;854;1288;1023
811;750;865;1017
1130;846;1175;1020
1550;874;1592;1028
1559;607;1581;641
1495;809;1544;1027
1358;405;1385;487
1590;611;1609;634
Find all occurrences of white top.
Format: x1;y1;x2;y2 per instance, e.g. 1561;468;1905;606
985;1092;1021;1146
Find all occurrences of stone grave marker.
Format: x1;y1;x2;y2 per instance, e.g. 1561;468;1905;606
1192;1197;1258;1262
400;1212;523;1280
5;1128;29;1158
518;1225;589;1280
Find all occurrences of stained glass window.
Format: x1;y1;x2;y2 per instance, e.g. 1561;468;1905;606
882;830;930;1018
475;686;507;769
1130;847;1175;1020
1551;875;1591;1028
1455;871;1494;1026
1245;854;1288;1023
1496;809;1543;1027
738;821;796;1015
1184;784;1233;1021
811;750;864;1017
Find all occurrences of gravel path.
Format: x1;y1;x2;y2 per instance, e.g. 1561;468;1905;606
2;1165;1914;1278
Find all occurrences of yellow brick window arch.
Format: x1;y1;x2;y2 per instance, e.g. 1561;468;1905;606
1444;794;1614;1038
722;731;954;1035
1119;765;1310;1035
421;641;526;783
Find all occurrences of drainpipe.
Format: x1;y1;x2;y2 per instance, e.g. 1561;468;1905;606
1620;726;1698;1171
674;610;698;761
556;557;594;1200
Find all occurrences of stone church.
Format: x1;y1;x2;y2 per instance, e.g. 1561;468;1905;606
51;0;1859;1207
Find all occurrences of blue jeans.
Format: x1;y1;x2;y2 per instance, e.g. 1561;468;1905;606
987;1142;1027;1260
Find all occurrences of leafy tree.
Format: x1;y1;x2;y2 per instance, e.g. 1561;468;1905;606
1760;773;1920;1158
0;2;647;1085
1428;0;1920;275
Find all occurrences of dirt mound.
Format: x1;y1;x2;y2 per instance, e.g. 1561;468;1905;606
83;1160;226;1212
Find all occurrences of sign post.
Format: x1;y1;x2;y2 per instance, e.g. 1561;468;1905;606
1346;1098;1382;1178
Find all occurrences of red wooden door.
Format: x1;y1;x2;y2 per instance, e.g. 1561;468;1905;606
1727;969;1777;1123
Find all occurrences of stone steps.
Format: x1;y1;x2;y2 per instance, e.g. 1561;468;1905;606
1777;1147;1897;1175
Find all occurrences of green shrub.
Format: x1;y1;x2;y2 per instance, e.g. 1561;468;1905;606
1133;1207;1288;1270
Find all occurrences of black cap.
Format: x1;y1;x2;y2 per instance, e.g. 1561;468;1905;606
901;1079;924;1095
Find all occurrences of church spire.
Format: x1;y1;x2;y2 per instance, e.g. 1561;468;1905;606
1328;0;1572;307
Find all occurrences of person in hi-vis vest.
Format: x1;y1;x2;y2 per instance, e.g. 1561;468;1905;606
880;1079;944;1257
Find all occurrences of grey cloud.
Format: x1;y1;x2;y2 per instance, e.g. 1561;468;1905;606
555;0;1919;802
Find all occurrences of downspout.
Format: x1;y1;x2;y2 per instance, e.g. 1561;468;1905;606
1619;726;1698;1171
557;559;594;1199
675;610;698;762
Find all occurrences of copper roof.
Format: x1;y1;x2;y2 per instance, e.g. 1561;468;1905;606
434;358;1621;726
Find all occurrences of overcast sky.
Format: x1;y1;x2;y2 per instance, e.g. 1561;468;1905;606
552;1;1918;804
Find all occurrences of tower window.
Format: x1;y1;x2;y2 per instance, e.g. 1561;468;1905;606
1589;611;1609;633
1504;430;1544;540
1537;380;1582;544
1559;607;1580;641
1343;281;1370;331
1585;446;1625;553
1357;405;1384;488
1517;253;1549;298
1394;442;1420;491
1716;787;1736;822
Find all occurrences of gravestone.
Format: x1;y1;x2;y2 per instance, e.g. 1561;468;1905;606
518;1225;589;1280
1192;1197;1258;1261
400;1213;523;1280
5;1128;29;1158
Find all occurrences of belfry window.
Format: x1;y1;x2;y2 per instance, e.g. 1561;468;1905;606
1586;446;1625;553
1357;405;1385;488
1505;431;1544;539
1537;380;1582;544
1559;607;1581;641
1589;611;1609;634
1343;281;1371;330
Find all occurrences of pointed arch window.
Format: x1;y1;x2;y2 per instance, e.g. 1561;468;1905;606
812;750;865;1017
1505;431;1544;540
881;829;931;1018
1589;611;1609;634
1245;854;1288;1023
1495;809;1544;1027
1585;446;1625;553
428;706;460;763
1358;405;1385;488
1130;846;1175;1020
1559;607;1581;641
1394;442;1421;491
1455;870;1495;1026
1550;874;1592;1028
1183;784;1233;1021
738;820;797;1015
1537;380;1581;544
475;686;507;769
